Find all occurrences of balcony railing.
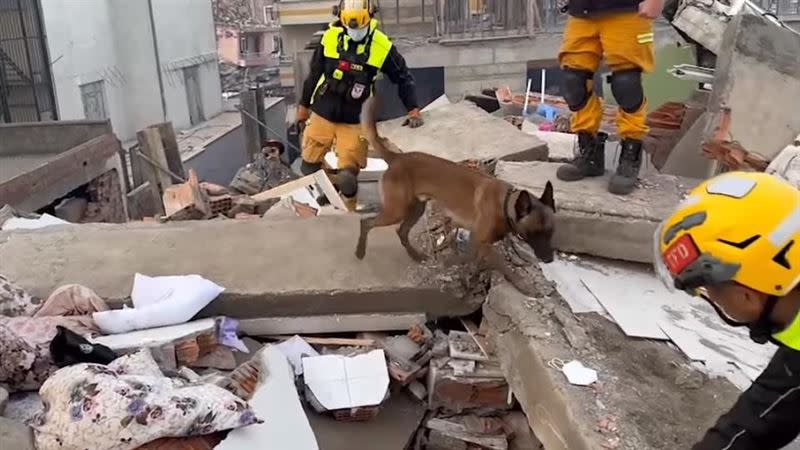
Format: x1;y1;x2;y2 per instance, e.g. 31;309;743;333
238;51;280;67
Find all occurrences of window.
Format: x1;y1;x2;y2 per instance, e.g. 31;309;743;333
239;35;248;55
271;35;282;55
80;80;108;120
183;65;205;126
263;5;277;24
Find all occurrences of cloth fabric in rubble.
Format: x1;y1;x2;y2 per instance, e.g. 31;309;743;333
50;325;117;368
30;348;261;450
93;273;225;334
0;278;110;393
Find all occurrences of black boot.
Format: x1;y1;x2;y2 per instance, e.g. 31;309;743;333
608;139;643;195
556;132;607;182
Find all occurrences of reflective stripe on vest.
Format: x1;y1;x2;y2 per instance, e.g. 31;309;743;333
311;19;392;103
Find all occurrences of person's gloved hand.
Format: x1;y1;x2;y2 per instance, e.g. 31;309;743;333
402;108;424;128
297;105;310;124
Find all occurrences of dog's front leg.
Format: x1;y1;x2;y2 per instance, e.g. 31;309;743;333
475;241;537;296
355;216;377;260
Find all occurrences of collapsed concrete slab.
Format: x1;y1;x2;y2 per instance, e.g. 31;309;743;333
483;281;741;450
376;101;548;163
0;216;482;318
495;161;698;263
704;13;800;165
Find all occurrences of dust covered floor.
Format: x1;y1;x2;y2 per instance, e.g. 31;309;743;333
485;259;743;449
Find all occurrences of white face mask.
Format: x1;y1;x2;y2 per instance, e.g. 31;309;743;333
347;26;369;42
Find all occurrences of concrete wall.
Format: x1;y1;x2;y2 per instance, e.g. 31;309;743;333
151;0;223;132
184;126;247;185
0;120;111;155
39;0;222;142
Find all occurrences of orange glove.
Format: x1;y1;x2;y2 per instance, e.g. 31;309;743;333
402;108;424;128
297;105;310;124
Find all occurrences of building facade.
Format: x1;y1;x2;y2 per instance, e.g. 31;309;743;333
0;0;223;142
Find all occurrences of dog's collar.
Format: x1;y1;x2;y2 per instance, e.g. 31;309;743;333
503;187;516;231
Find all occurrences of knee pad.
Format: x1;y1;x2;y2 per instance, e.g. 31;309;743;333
300;159;322;175
337;169;359;198
561;68;594;111
609;70;644;113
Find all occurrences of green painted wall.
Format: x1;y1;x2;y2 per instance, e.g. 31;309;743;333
603;43;697;112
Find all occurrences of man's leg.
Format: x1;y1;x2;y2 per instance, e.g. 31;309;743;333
300;113;335;176
600;12;655;195
333;122;368;212
557;16;605;182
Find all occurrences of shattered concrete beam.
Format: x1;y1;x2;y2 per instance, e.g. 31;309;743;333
483;283;599;450
376;101;548;163
496;161;698;263
0;217;482;319
239;313;426;336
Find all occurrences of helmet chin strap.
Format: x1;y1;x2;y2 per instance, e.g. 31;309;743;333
704;295;780;344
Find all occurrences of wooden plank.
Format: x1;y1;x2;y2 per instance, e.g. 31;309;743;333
126;181;163;219
136;127;172;195
150;122;185;180
162;169;210;218
249;169;348;211
266;336;376;347
240;89;260;160
425;418;508;450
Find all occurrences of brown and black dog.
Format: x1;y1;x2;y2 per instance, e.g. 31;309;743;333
355;96;557;292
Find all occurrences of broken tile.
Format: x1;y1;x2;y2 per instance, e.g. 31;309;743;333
0;417;35;450
162;169;210;219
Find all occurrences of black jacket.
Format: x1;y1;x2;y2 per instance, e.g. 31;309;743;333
299;30;418;125
566;0;640;17
693;345;800;449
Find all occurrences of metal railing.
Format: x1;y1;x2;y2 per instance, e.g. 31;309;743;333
0;0;57;123
752;0;800;16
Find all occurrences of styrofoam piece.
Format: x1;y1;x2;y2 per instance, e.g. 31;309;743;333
1;214;69;231
302;349;389;410
90;318;216;351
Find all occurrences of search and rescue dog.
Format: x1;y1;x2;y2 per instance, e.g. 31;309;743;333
355;96;557;294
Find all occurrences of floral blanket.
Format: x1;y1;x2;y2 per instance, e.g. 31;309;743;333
0;275;109;392
31;349;261;450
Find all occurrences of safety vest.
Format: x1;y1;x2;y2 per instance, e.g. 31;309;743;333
773;309;800;350
311;19;392;104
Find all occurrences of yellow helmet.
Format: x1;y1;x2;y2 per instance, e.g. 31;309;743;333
654;171;800;297
338;0;372;28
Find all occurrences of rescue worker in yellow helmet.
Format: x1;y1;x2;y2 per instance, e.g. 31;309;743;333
654;171;800;449
555;0;664;195
296;0;422;211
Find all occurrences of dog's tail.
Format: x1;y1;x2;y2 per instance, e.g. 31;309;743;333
361;96;398;164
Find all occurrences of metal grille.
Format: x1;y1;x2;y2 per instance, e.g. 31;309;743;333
0;0;56;123
753;0;800;16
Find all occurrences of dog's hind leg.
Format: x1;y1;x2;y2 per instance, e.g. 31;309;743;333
396;200;427;262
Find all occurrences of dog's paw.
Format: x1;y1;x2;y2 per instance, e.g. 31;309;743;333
355;246;366;260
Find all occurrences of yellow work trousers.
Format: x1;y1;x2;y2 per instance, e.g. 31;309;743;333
301;113;368;170
559;12;655;140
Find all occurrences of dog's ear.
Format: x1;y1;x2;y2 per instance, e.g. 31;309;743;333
514;190;533;220
540;181;555;212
